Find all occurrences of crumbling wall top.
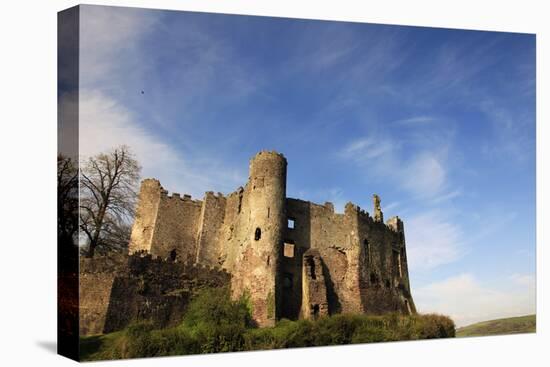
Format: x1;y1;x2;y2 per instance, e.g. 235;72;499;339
250;150;287;162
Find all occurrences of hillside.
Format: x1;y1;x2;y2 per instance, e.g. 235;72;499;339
456;315;535;337
80;288;455;361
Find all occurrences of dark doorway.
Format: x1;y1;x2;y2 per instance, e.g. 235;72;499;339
312;304;320;318
169;248;177;262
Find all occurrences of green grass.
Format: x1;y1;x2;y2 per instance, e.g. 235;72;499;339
80;288;456;361
456;314;536;337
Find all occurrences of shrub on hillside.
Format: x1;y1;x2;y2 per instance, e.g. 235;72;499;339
182;287;252;353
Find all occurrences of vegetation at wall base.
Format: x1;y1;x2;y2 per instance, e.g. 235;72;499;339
80;288;455;361
456;315;536;337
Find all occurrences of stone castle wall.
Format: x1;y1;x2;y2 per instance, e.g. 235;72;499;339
79;253;230;336
124;150;416;328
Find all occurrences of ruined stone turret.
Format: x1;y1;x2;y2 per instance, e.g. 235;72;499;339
128;179;163;254
373;194;383;222
232;150;287;326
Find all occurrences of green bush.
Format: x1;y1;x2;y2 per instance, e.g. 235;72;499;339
183;287;252;329
243;313;455;351
182;287;251;353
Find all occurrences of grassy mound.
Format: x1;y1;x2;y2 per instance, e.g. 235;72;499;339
456;315;535;337
80;288;455;361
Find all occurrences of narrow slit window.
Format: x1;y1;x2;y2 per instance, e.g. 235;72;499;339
254;227;261;241
364;239;370;264
307;257;316;279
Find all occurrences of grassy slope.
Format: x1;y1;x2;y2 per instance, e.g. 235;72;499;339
456;315;536;337
80;313;455;361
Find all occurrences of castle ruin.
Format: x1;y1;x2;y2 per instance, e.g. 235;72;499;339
128;151;416;327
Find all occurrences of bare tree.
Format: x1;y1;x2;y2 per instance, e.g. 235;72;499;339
58;154;79;266
80;145;141;257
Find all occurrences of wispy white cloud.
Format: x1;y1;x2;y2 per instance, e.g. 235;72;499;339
293;187;347;213
401;152;447;198
79;90;245;198
80;5;160;88
340;136;396;162
339;135;449;200
394;116;435;125
383;201;400;213
415;273;536;327
77;5;254;198
80;5;264;134
406;210;465;271
479;97;535;163
430;189;462;204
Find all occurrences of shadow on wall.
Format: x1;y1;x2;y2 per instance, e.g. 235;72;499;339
321;257;341;314
281;200;342;319
281;200;310;320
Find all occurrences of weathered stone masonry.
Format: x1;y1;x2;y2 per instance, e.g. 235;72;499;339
79;253;230;335
127;151;416;327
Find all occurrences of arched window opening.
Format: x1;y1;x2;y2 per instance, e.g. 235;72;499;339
254;227;261;241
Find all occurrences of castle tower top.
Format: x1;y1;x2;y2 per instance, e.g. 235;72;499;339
250;150;286;162
248;150;287;181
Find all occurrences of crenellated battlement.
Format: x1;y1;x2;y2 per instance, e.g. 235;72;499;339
163;191;199;202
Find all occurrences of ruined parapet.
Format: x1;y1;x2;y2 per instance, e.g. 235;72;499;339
152;192;203;261
129;178;204;261
386;216;415;314
129;179;163;254
344;201;359;216
231;150;287;326
324;202;335;212
386;215;403;233
195;191;227;266
373;194;383;222
301;249;329;319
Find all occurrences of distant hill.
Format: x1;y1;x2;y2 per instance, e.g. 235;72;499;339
456;315;536;337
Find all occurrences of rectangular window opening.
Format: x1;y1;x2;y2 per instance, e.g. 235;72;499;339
283;242;295;258
287;218;295;229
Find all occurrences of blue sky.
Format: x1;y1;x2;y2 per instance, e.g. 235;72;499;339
75;5;536;326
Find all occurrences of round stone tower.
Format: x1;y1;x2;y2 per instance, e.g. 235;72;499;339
234;151;287;326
